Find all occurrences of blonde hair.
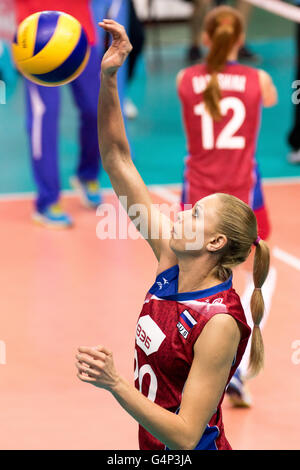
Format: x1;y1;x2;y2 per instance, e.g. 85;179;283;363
203;6;244;121
215;193;270;378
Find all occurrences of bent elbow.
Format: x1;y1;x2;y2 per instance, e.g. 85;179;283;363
171;434;200;451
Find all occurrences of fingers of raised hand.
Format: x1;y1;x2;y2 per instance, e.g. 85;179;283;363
98;19;126;36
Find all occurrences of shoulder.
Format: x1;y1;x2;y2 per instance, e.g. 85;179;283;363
257;68;272;85
200;313;241;340
257;69;278;107
176;69;186;88
176;63;205;88
193;314;241;366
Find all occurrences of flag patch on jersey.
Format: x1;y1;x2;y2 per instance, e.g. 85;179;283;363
177;310;197;339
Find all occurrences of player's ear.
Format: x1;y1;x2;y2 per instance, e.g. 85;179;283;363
237;32;245;48
206;234;227;253
201;31;211;48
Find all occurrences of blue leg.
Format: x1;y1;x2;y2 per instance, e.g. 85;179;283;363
69;46;101;182
25;80;60;212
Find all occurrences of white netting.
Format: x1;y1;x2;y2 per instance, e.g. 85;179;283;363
244;0;300;23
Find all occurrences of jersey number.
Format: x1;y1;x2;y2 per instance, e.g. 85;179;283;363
134;349;158;403
194;96;246;150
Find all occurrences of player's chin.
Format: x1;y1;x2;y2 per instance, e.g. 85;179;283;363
169;235;186;254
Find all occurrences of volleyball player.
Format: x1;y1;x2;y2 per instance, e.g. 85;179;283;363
15;0;129;228
177;5;277;406
75;20;270;450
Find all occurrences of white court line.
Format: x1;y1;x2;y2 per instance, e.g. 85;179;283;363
0;177;299;203
150;186;180;205
0;184;180;203
262;176;300;186
273;247;300;272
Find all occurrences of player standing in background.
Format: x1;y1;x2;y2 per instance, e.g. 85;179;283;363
15;0;129;228
75;19;270;450
177;5;277;406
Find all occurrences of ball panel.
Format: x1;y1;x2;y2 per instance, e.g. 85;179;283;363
25;47;91;87
15;13;82;75
31;27;89;83
12;12;40;63
34;11;60;56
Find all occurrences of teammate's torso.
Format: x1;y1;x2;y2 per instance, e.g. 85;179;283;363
15;0;96;44
178;62;262;194
134;265;251;450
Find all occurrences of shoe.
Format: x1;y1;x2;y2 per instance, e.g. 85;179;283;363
187;45;202;63
124;98;138;120
226;368;252;408
238;45;259;62
287;149;300;164
33;203;73;229
70;176;102;209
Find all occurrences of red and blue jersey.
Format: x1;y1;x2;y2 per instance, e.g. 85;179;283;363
134;265;251;450
178;62;263;207
15;0;97;44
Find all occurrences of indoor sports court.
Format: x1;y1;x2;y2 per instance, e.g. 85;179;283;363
0;0;300;451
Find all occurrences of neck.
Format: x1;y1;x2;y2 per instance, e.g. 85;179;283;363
176;254;222;294
227;46;239;62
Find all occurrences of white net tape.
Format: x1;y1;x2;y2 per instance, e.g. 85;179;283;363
244;0;300;23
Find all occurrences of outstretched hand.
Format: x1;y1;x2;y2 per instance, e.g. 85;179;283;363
76;345;120;391
99;19;133;76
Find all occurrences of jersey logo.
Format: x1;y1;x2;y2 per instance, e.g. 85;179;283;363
212;298;224;304
177;310;197;339
136;315;166;356
157;277;169;290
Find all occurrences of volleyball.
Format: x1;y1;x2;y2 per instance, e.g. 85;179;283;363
11;11;90;87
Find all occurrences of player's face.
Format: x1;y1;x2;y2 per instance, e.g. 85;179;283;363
170;195;221;254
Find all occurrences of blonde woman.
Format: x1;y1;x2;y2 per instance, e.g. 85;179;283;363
75;19;270;450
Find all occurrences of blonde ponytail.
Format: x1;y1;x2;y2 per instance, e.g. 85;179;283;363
247;239;270;379
214;194;271;379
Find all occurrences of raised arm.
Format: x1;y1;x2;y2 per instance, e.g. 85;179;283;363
98;20;176;269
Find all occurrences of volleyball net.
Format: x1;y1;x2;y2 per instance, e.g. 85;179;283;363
244;0;300;23
133;0;300;23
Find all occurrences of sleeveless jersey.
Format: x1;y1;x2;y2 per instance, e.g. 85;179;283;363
178;62;262;206
15;0;97;45
134;265;251;450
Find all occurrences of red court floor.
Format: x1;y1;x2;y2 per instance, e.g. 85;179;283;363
0;183;299;450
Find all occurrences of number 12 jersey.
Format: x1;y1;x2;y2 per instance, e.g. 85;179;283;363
178;62;262;206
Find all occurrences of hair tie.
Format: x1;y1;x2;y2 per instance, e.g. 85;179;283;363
217;15;234;26
254;287;261;291
253;236;261;247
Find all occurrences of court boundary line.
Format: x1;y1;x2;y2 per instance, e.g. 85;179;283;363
273;246;300;272
1;177;300;202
